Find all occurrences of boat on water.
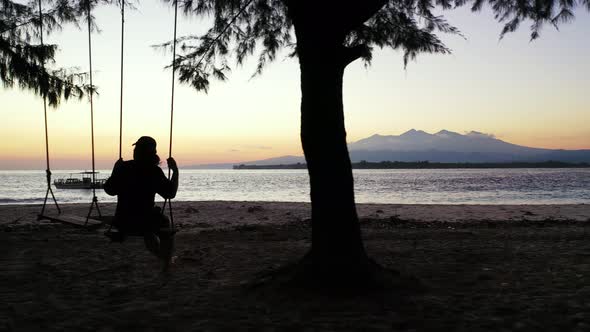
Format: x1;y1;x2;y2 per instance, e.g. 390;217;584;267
53;171;107;189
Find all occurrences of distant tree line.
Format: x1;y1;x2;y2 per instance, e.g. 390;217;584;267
233;161;590;170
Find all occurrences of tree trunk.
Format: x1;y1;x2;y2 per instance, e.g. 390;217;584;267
295;32;371;286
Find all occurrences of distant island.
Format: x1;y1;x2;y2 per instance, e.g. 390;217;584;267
187;129;590;169
233;161;590;169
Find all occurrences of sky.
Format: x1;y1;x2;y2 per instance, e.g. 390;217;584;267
1;1;589;169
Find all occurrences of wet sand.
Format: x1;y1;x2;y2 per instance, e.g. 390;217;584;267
1;202;589;331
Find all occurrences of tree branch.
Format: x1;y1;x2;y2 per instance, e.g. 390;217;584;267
342;44;370;66
340;0;388;32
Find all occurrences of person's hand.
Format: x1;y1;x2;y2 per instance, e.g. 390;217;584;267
167;157;178;173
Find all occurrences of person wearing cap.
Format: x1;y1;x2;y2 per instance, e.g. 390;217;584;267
104;136;179;271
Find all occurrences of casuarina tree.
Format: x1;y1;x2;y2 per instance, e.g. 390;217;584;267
163;0;588;288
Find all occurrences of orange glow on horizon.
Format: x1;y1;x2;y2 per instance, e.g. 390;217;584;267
2;130;588;170
1;4;589;169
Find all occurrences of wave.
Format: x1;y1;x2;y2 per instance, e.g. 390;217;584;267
0;197;43;204
0;197;117;205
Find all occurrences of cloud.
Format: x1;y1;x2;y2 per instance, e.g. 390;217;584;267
243;145;273;150
465;131;496;139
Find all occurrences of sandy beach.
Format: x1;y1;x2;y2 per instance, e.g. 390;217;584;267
1;201;589;331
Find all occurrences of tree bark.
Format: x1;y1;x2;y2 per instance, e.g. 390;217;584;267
294;26;371;285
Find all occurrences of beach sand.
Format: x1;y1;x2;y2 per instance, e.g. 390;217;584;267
1;202;589;331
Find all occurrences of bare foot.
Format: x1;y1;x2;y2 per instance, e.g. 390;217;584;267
161;255;178;273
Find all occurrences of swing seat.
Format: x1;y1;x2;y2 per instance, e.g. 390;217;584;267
104;211;176;242
38;213;103;228
104;227;145;242
104;227;176;243
104;229;126;242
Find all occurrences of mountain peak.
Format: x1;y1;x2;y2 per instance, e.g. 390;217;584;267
401;129;430;137
435;129;461;136
347;129;535;156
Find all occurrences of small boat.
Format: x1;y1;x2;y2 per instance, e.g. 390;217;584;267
54;171;107;190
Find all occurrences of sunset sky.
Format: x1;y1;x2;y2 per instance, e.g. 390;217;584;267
1;1;589;169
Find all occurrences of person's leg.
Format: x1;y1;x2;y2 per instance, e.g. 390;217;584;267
156;214;175;270
99;215;116;225
159;230;175;270
144;233;161;258
146;208;175;270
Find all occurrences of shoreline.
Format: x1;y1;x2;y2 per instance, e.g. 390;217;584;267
1;201;588;229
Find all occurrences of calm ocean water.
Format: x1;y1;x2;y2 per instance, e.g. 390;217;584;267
0;168;589;205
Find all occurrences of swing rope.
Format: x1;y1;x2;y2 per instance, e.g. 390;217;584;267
162;0;179;230
38;0;61;218
105;0;125;237
118;0;124;160
86;0;101;223
160;0;253;229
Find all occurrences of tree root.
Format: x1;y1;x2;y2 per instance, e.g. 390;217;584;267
246;253;426;296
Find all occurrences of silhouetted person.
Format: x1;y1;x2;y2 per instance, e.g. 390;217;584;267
104;136;179;271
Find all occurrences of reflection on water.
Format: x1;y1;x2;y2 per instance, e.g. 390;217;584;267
1;168;589;205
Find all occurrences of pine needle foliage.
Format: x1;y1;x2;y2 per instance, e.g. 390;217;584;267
157;0;589;92
0;0;109;106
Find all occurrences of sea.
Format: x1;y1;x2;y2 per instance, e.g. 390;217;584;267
0;168;589;205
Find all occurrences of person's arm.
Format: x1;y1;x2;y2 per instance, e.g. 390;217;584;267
104;159;124;196
156;157;179;199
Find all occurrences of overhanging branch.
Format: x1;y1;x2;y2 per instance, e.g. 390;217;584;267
342;44;370;66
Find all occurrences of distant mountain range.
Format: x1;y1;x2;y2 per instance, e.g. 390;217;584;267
187;129;590;168
346;129;590;163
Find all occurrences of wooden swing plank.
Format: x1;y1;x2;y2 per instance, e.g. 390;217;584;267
39;214;103;228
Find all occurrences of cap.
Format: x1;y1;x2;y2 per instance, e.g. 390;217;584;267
132;136;157;151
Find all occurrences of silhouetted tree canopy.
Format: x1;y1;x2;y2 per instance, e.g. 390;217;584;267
158;0;589;92
0;0;108;106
